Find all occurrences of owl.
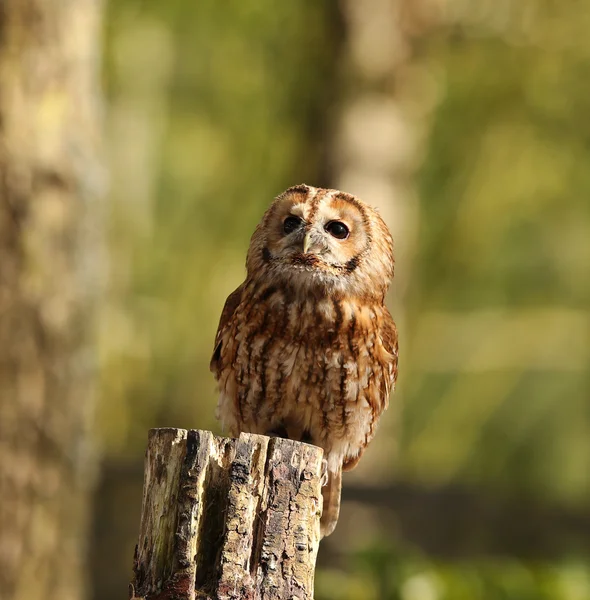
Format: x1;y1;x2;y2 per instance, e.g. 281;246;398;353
210;184;398;538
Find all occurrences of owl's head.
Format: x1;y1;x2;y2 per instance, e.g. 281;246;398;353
246;184;394;300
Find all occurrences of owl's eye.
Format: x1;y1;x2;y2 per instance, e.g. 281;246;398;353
283;216;302;234
325;220;349;240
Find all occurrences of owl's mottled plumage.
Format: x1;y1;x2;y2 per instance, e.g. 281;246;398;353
211;184;398;537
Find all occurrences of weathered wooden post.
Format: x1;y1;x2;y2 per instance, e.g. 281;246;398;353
130;428;324;600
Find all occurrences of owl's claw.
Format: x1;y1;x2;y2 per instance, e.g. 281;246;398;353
266;425;288;439
321;458;329;487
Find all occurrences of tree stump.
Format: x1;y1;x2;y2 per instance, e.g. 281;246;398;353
130;428;324;600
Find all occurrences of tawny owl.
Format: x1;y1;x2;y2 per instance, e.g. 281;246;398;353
210;184;398;538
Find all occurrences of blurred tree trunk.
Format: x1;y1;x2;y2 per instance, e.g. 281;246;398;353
0;1;104;599
329;0;441;479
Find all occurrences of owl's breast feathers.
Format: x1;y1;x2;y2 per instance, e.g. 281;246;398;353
211;281;398;470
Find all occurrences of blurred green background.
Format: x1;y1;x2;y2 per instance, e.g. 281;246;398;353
94;1;590;598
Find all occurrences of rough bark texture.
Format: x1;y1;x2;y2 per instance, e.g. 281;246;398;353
0;1;104;599
131;429;323;600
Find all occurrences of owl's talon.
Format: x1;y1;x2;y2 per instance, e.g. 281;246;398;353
321;458;329;487
266;425;288;439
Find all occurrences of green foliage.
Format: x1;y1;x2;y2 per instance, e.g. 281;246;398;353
317;542;590;600
402;6;590;505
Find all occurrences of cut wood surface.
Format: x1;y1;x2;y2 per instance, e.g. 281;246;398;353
130;428;324;600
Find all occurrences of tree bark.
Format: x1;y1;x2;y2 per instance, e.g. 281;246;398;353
0;1;104;599
130;429;323;600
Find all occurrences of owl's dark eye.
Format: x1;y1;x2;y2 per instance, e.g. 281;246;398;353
283;216;302;234
325;220;349;240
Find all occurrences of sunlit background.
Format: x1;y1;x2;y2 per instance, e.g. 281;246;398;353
94;1;589;598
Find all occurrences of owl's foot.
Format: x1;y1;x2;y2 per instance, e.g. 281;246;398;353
321;458;329;487
266;425;288;439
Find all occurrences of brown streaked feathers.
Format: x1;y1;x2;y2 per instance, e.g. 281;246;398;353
210;184;398;538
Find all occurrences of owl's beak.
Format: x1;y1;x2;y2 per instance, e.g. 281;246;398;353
303;232;313;254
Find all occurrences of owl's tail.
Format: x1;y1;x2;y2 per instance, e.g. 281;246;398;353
320;467;342;538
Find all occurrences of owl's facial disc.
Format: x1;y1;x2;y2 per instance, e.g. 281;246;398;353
260;190;371;281
245;185;394;299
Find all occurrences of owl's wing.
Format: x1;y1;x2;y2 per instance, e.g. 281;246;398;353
342;309;398;474
380;306;399;399
210;284;244;377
